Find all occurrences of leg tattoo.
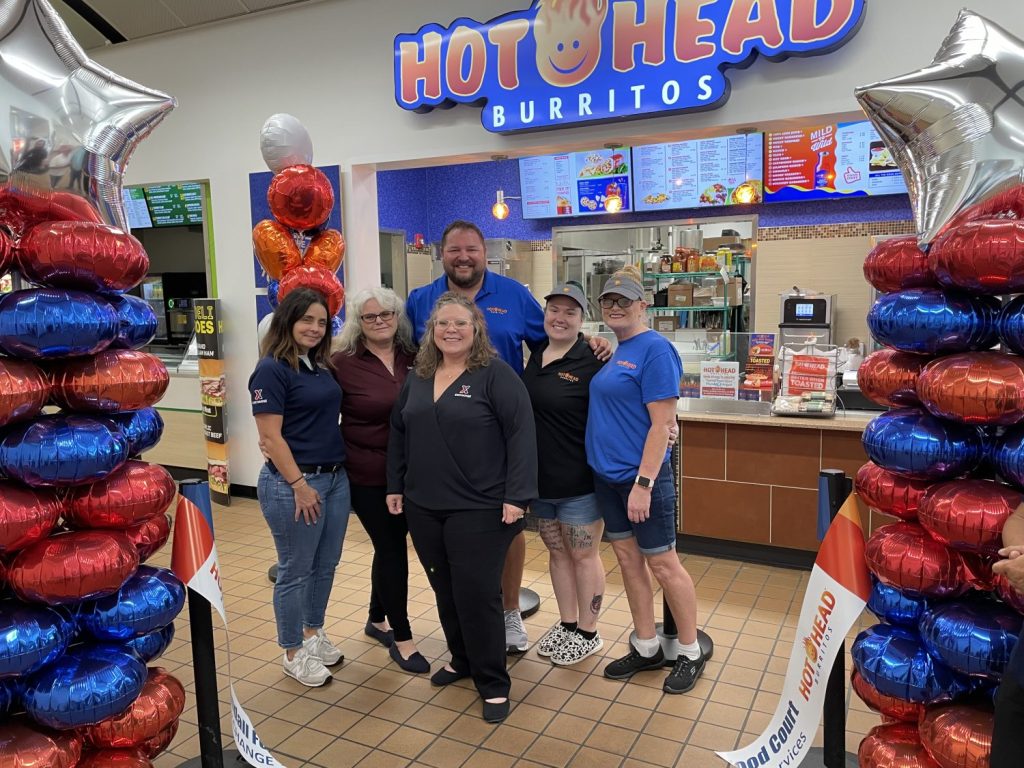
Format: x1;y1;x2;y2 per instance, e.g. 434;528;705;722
538;520;564;552
590;594;603;615
566;524;594;550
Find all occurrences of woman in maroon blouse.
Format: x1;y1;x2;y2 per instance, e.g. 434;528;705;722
332;287;427;673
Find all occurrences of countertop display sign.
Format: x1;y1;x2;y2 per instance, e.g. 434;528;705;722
195;298;231;506
700;361;740;400
394;0;867;133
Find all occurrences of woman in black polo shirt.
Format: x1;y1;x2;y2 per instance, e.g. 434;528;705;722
522;283;606;667
386;292;537;723
249;288;350;688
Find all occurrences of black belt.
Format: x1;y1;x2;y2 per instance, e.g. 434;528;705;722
270;462;343;476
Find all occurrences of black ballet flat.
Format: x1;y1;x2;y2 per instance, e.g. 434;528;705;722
364;621;394;648
482;699;510;724
389;643;430;674
430;666;470;686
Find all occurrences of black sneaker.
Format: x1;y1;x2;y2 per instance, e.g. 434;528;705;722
663;652;706;694
603;643;665;680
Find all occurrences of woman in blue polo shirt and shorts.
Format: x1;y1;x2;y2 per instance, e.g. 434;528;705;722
586;265;705;695
249;287;351;688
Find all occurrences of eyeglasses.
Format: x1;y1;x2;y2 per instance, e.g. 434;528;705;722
599;296;635;309
434;319;471;330
360;310;395;324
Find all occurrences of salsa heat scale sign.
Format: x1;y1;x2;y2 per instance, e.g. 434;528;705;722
394;0;867;133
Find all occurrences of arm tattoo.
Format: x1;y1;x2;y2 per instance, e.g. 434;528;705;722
538;520;564;552
590;594;603;615
566;524;594;550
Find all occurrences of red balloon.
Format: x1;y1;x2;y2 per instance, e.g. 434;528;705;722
851;670;925;722
860;722;940;768
858;350;928;408
8;530;139;604
67;461;176;529
0;358;50;428
267;165;333;230
0;230;12;274
77;749;152;767
0;185;102;238
278;264;345;317
136;719;178;758
918;480;1021;555
919;703;993;768
931;218;1024;295
917;352;1024;425
864;236;936;293
0;482;63;555
0;719;83;767
252;218;301;280
994;574;1024;614
18;222;149;293
51;350;169;412
83;668;185;748
856;462;932;521
865;523;968;598
124;514;171;563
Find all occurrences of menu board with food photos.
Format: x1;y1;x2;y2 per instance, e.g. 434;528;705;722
633;133;763;212
519;148;632;219
765;120;907;202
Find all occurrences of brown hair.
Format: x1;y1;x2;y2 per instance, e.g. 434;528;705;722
259;288;334;370
440;220;486;251
414;292;496;378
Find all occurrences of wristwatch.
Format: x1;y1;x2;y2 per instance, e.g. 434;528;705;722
634;474;653;489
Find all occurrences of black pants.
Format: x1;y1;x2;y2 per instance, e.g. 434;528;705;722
350;484;412;641
405;499;522;699
993;673;1024;767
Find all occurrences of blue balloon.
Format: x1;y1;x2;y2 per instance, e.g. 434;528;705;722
0;601;73;679
106;408;164;455
79;565;185;641
863;408;984;480
267;279;280;309
107;294;158;350
868;580;928;627
0;289;118;359
22;644;146;729
123;623;175;663
999;295;1024;355
0;415;129;487
852;623;972;704
919;599;1023;679
867;289;999;354
331;315;343;337
0;679;15;715
992;424;1024;489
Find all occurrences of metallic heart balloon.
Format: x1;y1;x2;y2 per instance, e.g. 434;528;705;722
79;566;184;641
852;623;972;704
0;483;62;555
930;219;1024;295
8;530;139;604
108;295;158;350
123;624;174;664
0;230;12;273
124;514;171;564
252;218;301;280
0;289;117;359
864;236;935;293
919;600;1022;679
266;279;280;308
995;574;1024;615
50;350;169;412
998;294;1024;356
851;670;925;723
865;523;968;599
22;644;147;730
867;289;999;355
917;352;1024;426
0;414;129;487
858;722;939;768
856;461;933;521
267;164;334;231
868;580;928;627
0;601;73;678
82;667;185;748
0;720;82;768
862;408;984;481
77;748;153;767
137;718;177;758
918;480;1021;555
260;113;313;173
0;357;49;428
107;408;165;456
990;424;1024;490
17;222;149;293
278;264;345;317
67;461;176;529
918;703;993;768
304;228;345;273
857;349;928;408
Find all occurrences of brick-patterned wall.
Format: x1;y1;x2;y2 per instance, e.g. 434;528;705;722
760;220;915;241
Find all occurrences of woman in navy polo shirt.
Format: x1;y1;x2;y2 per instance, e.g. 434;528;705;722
585;266;705;695
249;288;350;688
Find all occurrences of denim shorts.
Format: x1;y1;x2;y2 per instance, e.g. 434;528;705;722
593;462;676;555
531;493;602;525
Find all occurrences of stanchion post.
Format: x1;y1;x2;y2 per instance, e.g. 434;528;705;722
188;588;227;768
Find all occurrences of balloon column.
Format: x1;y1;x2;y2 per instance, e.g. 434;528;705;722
254;114;345;332
853;11;1024;767
0;2;185;763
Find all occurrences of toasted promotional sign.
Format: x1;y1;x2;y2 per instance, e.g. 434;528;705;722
394;0;867;133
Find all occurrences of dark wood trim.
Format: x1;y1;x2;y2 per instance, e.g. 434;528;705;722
677;534;816;571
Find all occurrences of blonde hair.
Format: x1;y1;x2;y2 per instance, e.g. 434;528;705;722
612;264;643;284
414;292;496;378
332;286;415;356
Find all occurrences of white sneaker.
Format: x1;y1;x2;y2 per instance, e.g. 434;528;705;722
283;646;331;687
504;609;529;654
303;628;344;666
536;623;573;658
551;631;603;666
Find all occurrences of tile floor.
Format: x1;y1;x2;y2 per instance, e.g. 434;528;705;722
148;497;881;767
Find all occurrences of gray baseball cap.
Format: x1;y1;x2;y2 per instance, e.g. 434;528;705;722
599;274;645;301
545;282;588;314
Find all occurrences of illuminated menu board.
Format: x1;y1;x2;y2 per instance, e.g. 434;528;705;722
765;120;907;202
633;133;763;211
519;148;632;219
143;183;204;226
122;187;152;229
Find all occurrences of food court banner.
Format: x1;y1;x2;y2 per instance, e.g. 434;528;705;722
717;495;871;768
195;298;231;506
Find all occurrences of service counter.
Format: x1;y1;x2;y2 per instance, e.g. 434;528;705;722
143;370;206;471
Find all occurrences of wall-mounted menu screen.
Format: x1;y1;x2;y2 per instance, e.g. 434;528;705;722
633;133;763;211
765;120;907;202
519;148;632;219
122;187;153;229
143;183;205;226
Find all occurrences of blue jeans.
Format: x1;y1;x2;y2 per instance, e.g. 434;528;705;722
258;465;351;649
593;462;676;555
531;493;602;525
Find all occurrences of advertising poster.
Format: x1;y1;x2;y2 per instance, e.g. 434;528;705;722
785;355;831;396
699;361;740;400
519;148;631;219
743;334;776;393
194;298;231;506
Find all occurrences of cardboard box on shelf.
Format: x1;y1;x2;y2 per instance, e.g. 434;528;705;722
667;283;694;306
710;277;744;306
703;235;742;251
653;316;677;333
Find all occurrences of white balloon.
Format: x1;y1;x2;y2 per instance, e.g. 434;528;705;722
259;113;313;173
257;312;274;347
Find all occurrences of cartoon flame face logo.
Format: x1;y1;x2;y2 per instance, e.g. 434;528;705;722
534;0;609;87
803;637;818;664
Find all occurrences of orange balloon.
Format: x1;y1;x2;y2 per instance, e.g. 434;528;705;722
252;219;301;280
304;229;345;273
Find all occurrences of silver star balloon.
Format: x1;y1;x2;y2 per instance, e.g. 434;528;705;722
0;0;175;236
856;10;1024;247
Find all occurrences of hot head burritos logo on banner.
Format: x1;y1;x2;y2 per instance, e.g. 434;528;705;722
394;0;867;133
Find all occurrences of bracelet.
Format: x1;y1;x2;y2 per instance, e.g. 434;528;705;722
288;475;304;486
